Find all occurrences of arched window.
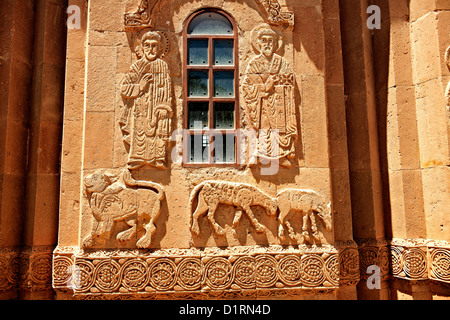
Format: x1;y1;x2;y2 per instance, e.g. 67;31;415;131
183;9;239;166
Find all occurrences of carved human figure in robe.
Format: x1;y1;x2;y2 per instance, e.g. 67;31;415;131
120;31;173;170
242;25;297;168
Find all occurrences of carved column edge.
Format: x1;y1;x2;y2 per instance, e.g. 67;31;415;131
0;246;55;297
336;240;360;286
0;247;21;295
19;246;55;294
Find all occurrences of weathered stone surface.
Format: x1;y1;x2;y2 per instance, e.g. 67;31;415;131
0;0;449;301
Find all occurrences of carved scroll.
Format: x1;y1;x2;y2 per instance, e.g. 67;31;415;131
124;0;162;31
82;170;164;249
255;0;294;29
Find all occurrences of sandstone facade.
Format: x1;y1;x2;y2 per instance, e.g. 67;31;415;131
0;0;449;300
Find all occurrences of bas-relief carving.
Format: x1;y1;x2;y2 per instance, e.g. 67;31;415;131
52;245;339;297
254;0;294;29
277;189;332;244
57;2;345;299
1;246;54;294
390;239;450;284
124;0;294;30
189;181;332;245
120;31;174;170
82;170;164;249
242;24;298;168
189;181;278;237
124;0;162;31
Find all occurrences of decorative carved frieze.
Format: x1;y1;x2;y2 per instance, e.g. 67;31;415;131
255;0;294;29
356;239;390;281
390;239;450;284
19;246;54;292
429;246;450;283
335;242;360;286
52;245;339;298
0;247;21;293
124;0;294;31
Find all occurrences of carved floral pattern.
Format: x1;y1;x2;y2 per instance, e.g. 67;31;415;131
53;246;339;297
124;0;294;30
430;248;450;283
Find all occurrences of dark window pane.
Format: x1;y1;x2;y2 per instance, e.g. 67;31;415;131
188;12;233;35
188;70;208;97
188;102;209;129
213;134;235;163
214;102;235;129
214;71;234;97
188;39;208;66
214;39;234;65
188;135;209;163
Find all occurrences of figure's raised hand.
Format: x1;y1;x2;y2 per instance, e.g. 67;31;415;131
139;73;153;91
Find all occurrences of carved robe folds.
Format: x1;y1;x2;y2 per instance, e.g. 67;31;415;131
243;53;297;164
120;58;173;170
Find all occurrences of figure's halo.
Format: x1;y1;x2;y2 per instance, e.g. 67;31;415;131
135;29;170;59
251;24;283;54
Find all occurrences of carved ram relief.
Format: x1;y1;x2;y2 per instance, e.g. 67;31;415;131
82;170;164;249
189;181;333;245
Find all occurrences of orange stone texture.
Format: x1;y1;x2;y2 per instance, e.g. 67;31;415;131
0;0;448;300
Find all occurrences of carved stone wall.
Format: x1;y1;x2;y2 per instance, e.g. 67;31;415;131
1;0;449;301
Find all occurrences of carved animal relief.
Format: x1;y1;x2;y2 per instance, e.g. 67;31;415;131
82;170;164;249
120;31;174;170
190;181;278;236
277;189;332;245
189;181;332;245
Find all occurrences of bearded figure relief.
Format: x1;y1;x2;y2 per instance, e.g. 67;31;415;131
242;24;298;168
120;31;173;170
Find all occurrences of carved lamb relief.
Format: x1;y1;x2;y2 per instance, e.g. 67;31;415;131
277;189;332;245
82;170;164;249
242;24;298;168
120;31;174;170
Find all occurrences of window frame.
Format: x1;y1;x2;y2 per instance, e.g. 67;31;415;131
182;8;241;168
